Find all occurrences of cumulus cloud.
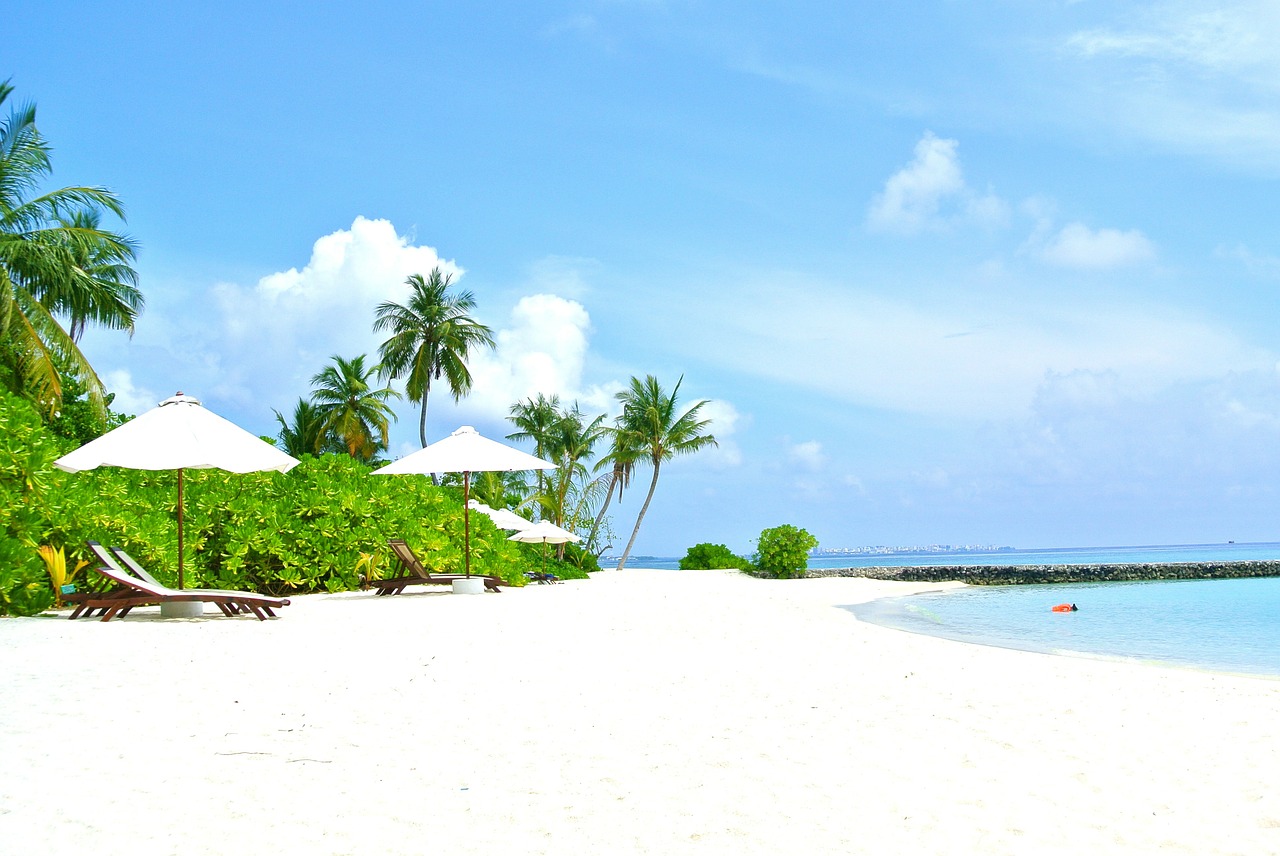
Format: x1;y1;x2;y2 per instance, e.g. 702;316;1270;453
867;132;1008;234
466;293;615;419
208;216;463;408
1037;222;1156;269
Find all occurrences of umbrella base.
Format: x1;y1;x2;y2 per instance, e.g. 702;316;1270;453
161;601;204;618
452;578;486;595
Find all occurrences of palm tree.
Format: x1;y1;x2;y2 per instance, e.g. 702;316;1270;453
373;268;495;450
309;354;400;462
542;403;606;557
586;426;640;555
507;393;561;514
51;209;143;343
613;375;717;570
273;397;340;457
0;80;141;416
547;404;606;526
468;469;531;513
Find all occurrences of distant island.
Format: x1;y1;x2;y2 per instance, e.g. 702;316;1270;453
813;544;1014;557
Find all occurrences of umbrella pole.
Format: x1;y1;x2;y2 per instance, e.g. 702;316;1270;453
463;470;471;577
177;467;185;589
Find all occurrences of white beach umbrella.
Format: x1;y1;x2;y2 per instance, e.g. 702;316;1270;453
54;392;300;588
508;520;580;577
372;425;555;576
468;499;534;532
507;519;580;545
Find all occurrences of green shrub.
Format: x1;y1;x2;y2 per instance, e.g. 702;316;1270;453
753;524;818;579
0;390;546;614
679;542;752;570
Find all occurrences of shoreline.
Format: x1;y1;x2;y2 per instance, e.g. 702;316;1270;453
2;569;1278;854
807;559;1280;584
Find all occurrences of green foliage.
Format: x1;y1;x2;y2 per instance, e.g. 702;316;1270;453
0;80;141;419
0;391;542;615
753;524;819;579
0;389;67;613
679;542;752;571
558;541;600;574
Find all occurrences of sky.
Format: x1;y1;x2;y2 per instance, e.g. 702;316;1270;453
10;1;1280;556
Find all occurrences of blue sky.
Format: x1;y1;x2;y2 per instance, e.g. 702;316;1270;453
11;1;1280;555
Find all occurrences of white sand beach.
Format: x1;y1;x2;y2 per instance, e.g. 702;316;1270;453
2;569;1278;855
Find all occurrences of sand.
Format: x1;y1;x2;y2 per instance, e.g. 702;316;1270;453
1;569;1277;855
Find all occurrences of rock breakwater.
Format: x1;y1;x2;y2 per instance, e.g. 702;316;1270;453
806;561;1280;585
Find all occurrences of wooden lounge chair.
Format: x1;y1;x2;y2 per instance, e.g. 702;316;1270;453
76;541;290;621
371;538;503;595
63;542;158;619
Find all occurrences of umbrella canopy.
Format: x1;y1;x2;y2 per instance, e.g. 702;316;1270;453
468;500;534;532
375;425;554;475
54;392;300;587
507;520;580;544
508;520;580;578
373;426;555;576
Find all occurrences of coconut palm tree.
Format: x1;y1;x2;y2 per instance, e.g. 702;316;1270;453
309;354;400;462
0;80;141;416
586;426;640;556
541;403;606;557
546;404;606;526
613;375;716;570
273;397;341;457
373;268;495;450
507;393;561;513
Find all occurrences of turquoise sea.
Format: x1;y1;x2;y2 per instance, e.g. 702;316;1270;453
837;542;1280;678
628;542;1280;677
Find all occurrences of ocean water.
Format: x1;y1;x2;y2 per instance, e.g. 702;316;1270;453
623;542;1280;676
625;541;1280;570
850;577;1280;678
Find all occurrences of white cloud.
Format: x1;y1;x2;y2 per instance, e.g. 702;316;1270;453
84;218;626;441
659;276;1274;421
209;216;463;409
1061;2;1280;171
699;399;742;468
101;369;158;417
1037;222;1156;269
787;439;826;471
466;293;605;419
867;132;1008;234
1067;5;1271;74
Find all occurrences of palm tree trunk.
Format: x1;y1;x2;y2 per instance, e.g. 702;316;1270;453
419;391;440;486
418;394;429;448
586;472;618;554
616;462;660;571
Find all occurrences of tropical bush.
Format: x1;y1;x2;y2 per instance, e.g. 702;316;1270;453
678;542;752;571
0;391;545;615
753;524;819;579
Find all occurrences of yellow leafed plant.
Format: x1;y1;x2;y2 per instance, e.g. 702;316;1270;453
37;545;90;607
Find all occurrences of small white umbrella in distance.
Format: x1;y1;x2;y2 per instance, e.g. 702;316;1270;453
54;392;300;588
373;426;555;576
507;519;580;545
508;520;580;577
468;499;534;532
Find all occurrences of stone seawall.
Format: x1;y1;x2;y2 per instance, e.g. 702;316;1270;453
805;561;1280;585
